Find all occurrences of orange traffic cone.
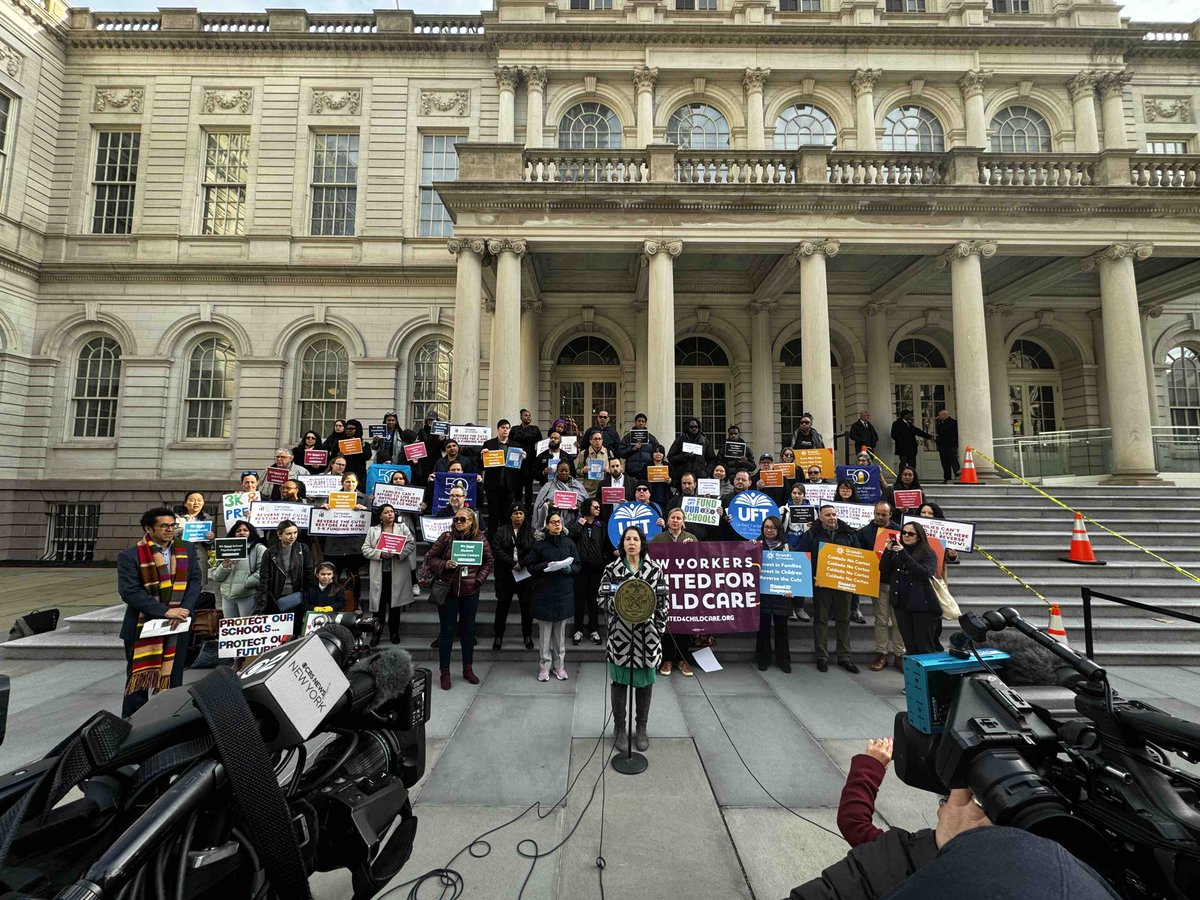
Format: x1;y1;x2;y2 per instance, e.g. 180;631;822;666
1058;512;1106;566
1046;605;1070;647
959;447;979;484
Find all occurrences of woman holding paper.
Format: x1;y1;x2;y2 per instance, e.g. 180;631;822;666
883;465;924;513
340;419;374;482
293;431;324;474
526;512;581;682
755;515;795;673
362;504;416;644
423;507;493;691
209;520;265;618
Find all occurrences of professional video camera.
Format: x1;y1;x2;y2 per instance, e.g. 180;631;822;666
0;615;430;900
893;606;1200;899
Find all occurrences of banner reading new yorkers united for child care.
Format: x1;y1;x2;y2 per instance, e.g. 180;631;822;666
649;541;761;634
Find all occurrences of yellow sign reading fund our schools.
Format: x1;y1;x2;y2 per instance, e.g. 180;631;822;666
815;543;881;598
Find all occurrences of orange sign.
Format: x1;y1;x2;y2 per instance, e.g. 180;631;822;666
647;465;670;483
328;491;357;509
759;467;784;488
481;450;506;468
873;528;946;574
777;462;796;480
794;448;834;480
815;543;882;597
338;438;363;456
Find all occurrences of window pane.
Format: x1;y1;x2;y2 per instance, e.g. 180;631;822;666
311;133;359;235
989;106;1051;153
185;337;235;438
92;131;141;234
774;104;837;149
72;337;122;437
418;134;459;238
410;338;453;428
557;336;619;366
558;102;623;150
881;106;944;152
202;132;249;235
297;338;348;435
667;103;730;150
894;338;946;368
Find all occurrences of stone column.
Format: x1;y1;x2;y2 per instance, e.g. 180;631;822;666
495;65;520;143
1097;71;1132;151
864;303;893;458
487;239;526;425
790;240;840;440
959;70;993;147
632;298;649;413
851;68;881;151
1142;305;1163;424
985;305;1013;443
1068;71;1100;153
749;300;779;453
1082;243;1157;479
448;239;485;423
743;67;770;151
523;66;547;149
937;241;997;476
1089;309;1110;427
521;299;543;416
633;66;659;149
643;239;682;434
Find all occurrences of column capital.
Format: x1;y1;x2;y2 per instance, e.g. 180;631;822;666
742;66;771;94
482;297;496;314
521;298;544;313
487;238;527;259
1067;70;1100;100
630;297;647;313
1097;70;1133;101
642;238;683;262
523;65;547;91
958;69;994;100
494;65;521;92
850;68;881;99
984;302;1015;318
935;240;997;270
748;299;779;315
1081;242;1153;271
448;238;486;257
1142;304;1166;319
789;239;840;266
1087;307;1104;322
863;302;888;318
632;65;659;92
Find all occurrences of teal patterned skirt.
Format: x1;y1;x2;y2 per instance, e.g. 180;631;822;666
608;662;657;687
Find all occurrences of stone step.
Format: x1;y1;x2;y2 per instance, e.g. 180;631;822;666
948;560;1200;579
970;532;1196;549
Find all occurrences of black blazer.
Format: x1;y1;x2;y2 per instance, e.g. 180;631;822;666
116;543;201;641
254;542;316;614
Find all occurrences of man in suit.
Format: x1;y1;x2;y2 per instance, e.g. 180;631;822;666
935;408;961;484
848;411;880;455
117;507;200;717
598;456;635;519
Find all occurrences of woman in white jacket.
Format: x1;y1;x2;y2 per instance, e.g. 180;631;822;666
361;504;416;644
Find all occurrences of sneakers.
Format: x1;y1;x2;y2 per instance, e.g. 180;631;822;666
851;610;867;624
838;659;861;675
678;660;693;677
554;667;568;681
440;670;451;690
463;666;480;685
413;585;422;597
572;630;583;646
870;654;887;672
537;667;550;682
590;631;601;645
816;658;828;672
659;661;673;676
797;609;811;623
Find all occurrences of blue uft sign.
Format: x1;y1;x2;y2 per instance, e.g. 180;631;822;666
728;490;777;540
607;502;663;546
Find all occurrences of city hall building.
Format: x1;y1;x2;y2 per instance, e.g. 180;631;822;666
0;0;1198;559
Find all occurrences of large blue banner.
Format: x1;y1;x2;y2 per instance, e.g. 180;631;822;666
607;501;663;546
366;463;413;496
836;464;882;503
431;471;478;512
727;490;778;540
760;550;813;597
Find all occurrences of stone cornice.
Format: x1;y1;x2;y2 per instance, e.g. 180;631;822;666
37;265;457;286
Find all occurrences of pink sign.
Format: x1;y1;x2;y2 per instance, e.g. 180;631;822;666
375;532;409;554
601;487;627;504
303;449;328;468
265;466;290;486
553;490;581;510
893;489;924;509
403;442;427;462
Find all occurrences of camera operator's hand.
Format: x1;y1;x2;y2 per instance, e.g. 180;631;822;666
935;788;992;849
865;737;893;767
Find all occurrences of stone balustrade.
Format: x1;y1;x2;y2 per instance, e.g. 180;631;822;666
674;151;799;184
1130;155;1200;188
979;153;1099;187
524;151;649;183
828;151;947;185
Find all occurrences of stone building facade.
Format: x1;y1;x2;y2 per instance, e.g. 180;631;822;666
0;0;1198;560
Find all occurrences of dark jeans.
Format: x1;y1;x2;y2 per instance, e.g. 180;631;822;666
122;633;189;718
484;488;513;542
756;612;791;665
438;591;480;672
813;589;851;662
573;567;602;633
896;608;943;655
897;455;917;474
938;448;960;481
494;576;533;640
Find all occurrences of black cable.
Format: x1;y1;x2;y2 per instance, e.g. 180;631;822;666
175;808;199;900
287;742;308;797
301;729;358;794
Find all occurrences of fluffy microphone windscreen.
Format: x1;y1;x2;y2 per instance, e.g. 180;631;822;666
984;629;1060;686
351;648;414;710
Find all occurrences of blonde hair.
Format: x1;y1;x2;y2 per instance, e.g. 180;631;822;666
453;507;481;540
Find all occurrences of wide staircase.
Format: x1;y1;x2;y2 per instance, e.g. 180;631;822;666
5;484;1200;665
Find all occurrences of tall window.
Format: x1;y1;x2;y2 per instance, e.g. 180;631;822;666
298;338;348;435
185;337;235;438
989;106;1051;153
894;338;947;368
72;337;122;438
886;0;926;10
675;337;729;448
0;93;11;201
310;133;358;236
410;338;453;427
201;132;250;235
774;104;837;148
570;0;613;7
1166;346;1200;429
558;102;623;149
557;336;619;365
419;134;459;238
667;103;730;149
92;131;140;234
881;106;944;152
1147;140;1189;154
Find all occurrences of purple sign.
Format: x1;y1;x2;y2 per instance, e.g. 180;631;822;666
649;540;762;635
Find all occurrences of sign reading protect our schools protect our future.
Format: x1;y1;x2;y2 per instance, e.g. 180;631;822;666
650;540;761;634
218;614;294;658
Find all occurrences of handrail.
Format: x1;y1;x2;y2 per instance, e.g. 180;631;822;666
1080;587;1200;661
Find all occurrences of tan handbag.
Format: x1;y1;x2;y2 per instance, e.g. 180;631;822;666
931;575;960;621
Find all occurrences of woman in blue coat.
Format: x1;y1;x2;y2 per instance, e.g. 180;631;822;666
526;511;581;682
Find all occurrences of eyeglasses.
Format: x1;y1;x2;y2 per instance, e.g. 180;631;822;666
453;516;470;523
901;530;918;537
598;414;609;419
808;469;821;476
153;522;176;530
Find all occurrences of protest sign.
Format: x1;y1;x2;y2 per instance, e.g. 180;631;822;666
758;467;784;488
265;466;290;486
682;441;703;456
552;489;582;510
376;532;408;554
303;449;328;468
903;515;975;553
778;462;796;480
218;614;294;658
794;448;835;480
830;502;875;529
535;438;552;455
836;464;883;503
681;496;721;526
649;540;761;634
309;508;370;536
298;474;341;497
647;465;670;483
761;550;813;597
222;491;257;533
892;489;924;510
180;521;211;543
630;429;648;444
139;616;192;639
449;425;490;446
327;491;357;509
249;501;312;531
786;504;815;525
372;483;424;512
804;483;837;503
727;490;778;539
214;537;248;560
607;502;664;546
873;527;945;571
431;471;477;510
431;421;450;436
403;442;427;462
366;463;413;496
815;544;882;597
451;541;484;566
586;458;605;480
724;440;747;460
601;487;627;505
338;438;363;456
481;450;505;468
505;447;525;468
420;516;453;542
368;424;387;439
697;478;720;498
561;435;578;455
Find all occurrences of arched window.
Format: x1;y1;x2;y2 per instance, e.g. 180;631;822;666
557;336;619;366
297;337;348;436
409;338;452;428
1008;339;1054;370
989;106;1052;153
185;337;235;439
675;337;730;448
894;338;946;368
779;338;838;368
774;104;838;149
72;336;122;438
1166;346;1200;429
667;103;731;150
558;102;623;149
675;336;729;366
779;338;840;443
881;106;945;152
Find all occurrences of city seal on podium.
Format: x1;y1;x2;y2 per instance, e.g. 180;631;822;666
613;579;655;625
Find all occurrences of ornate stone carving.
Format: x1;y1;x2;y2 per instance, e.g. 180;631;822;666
742;67;771;93
482;297;496;314
1067;71;1100;101
984;303;1015;318
632;66;659;92
1096;71;1133;101
203;89;253;113
863;302;887;317
1142;97;1193;123
935;240;997;269
642;239;683;261
850;69;882;99
93;87;144;113
1081;243;1153;271
487;238;527;258
494;65;521;91
958;70;994;99
1142;304;1165;319
0;38;23;78
748;299;779;315
311;89;361;114
447;238;486;257
630;297;647;314
420;90;469;115
790;239;841;265
523;66;547;91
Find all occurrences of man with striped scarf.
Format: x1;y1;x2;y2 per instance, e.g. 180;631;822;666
117;507;200;717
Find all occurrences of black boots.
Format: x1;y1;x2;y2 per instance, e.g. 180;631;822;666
634;685;652;751
611;682;628;753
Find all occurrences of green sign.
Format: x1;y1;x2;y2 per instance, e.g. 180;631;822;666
451;540;484;566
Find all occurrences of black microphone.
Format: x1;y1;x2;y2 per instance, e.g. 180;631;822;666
996;607;1107;683
329;647;416;721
